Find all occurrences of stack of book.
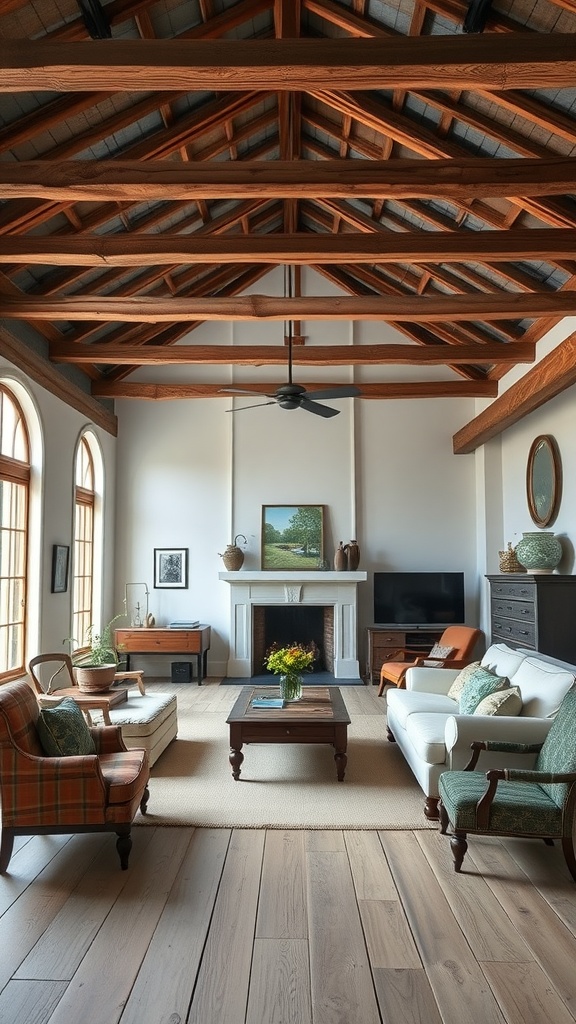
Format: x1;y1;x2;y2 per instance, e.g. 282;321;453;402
251;696;285;709
168;620;200;628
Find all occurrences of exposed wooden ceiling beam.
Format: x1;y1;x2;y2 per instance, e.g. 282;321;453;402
453;331;576;453
0;326;117;434
2;36;576;92
5;294;574;322
91;380;499;399
50;342;535;365
2;230;574;265
3;157;576;201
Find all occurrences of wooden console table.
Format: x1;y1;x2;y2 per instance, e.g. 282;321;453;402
115;626;211;684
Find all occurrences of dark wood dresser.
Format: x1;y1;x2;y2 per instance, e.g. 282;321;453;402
486;575;576;663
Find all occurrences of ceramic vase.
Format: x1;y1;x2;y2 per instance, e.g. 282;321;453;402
515;531;562;574
345;540;360;571
279;674;302;702
334;541;347;571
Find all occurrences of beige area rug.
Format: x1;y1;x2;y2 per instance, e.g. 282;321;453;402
134;686;435;830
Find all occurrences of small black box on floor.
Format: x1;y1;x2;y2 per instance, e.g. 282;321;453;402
171;661;193;684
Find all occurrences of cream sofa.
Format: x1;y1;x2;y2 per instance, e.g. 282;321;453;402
385;642;576;819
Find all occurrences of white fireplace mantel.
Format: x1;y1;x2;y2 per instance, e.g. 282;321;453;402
219;570;367;678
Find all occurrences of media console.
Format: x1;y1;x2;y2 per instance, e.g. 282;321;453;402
365;625;445;686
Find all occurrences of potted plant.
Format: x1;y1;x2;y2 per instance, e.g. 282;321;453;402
67;615;124;693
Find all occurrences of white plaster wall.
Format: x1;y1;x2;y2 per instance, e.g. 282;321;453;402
113;269;481;676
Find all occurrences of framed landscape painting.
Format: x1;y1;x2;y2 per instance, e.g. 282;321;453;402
261;505;324;570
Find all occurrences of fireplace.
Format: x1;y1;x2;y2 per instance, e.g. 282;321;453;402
219;570;367;678
253;604;335;674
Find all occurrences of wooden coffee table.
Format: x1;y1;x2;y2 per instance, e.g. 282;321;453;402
226;686;351;781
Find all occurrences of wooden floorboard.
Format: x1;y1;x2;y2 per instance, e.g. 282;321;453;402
1;680;575;1024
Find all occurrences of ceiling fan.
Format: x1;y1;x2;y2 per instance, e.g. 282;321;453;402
221;266;361;418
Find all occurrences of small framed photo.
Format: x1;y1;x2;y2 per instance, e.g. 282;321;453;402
51;544;70;594
154;547;188;589
262;505;324;570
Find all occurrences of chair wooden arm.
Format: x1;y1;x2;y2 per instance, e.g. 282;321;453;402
113;669;145;695
476;767;576;829
464;738;545;771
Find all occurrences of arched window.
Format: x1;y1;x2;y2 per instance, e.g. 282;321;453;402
0;386;30;679
73;436;95;649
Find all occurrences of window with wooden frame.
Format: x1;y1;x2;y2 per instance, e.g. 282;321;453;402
73;436;95;651
0;386;30;680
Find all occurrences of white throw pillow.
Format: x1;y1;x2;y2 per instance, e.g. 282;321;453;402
481;643;527;680
474;685;522;716
513;658;575;718
428;643;455;660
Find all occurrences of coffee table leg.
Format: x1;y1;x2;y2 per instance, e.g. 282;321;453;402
334;748;347;781
229;746;244;780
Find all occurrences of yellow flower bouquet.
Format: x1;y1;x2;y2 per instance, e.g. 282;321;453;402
264;642;315;701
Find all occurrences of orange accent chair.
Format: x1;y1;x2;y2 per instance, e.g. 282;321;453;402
378;625;482;696
0;679;149;873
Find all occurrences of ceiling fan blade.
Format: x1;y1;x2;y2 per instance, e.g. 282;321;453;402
219;387;275;397
225;400;277;412
303;385;362;401
300;398;340;418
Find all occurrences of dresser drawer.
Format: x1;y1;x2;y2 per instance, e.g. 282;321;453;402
490;597;535;623
489;580;536;601
492;617;536;647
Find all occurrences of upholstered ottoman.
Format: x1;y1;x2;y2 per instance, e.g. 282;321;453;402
106;691;178;766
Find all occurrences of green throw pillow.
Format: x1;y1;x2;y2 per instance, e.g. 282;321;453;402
37;697;96;756
447;661;481;701
473;685;522;716
458;666;509;715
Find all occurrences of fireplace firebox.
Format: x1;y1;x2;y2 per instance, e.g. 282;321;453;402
253;605;335;674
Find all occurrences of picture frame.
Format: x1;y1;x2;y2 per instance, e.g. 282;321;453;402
261;505;324;570
526;435;562;528
51;544;69;594
154;547;189;589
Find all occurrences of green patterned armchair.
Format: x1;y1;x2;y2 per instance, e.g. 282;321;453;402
438;685;576;880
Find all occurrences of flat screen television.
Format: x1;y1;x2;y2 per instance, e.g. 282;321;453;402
373;571;465;627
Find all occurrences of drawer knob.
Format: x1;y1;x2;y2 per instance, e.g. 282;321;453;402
286;729;290;735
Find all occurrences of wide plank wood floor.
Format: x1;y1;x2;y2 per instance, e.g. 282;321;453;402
1;681;575;1024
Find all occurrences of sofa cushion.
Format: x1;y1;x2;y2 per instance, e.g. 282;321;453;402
458;666;509;714
36;697;96;757
513;658;575;718
474;685;522;716
386;688;458;729
447;661;481;701
405;713;450;765
481;643;527;680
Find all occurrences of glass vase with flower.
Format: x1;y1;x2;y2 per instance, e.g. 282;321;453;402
264;642;315;701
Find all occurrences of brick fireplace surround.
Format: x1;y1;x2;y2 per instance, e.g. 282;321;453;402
219;571;367;678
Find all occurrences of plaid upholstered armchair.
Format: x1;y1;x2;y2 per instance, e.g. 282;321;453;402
0;679;150;873
438;685;576;880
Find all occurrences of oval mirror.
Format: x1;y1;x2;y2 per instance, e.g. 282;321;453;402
526;435;561;527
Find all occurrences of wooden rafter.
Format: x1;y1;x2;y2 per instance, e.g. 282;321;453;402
1;230;574;265
2;37;576;92
4;294;574;322
2;158;576;201
50;342;535;365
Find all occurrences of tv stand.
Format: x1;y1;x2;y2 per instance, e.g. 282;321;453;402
365;625;445;686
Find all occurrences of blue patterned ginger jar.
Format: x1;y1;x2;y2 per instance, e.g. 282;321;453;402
515;531;562;574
